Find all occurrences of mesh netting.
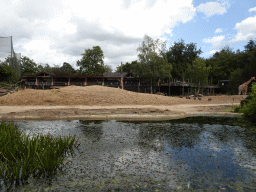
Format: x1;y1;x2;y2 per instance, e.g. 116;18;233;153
0;36;21;78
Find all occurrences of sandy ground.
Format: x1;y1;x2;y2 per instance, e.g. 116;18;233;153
0;85;247;121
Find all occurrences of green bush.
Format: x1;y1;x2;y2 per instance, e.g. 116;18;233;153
0;63;19;84
0;121;79;185
233;106;241;113
239;83;256;124
240;95;254;108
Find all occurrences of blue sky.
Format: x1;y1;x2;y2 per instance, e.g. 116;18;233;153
0;0;256;71
164;0;256;59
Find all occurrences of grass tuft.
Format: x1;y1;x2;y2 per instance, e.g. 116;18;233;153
0;121;79;186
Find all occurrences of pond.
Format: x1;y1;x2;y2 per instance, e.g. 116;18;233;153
1;116;256;191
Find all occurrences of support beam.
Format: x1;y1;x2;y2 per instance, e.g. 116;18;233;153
168;77;170;96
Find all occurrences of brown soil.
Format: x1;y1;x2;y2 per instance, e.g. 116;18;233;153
0;85;247;121
0;85;247;106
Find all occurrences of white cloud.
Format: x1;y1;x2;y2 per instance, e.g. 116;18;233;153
203;35;225;48
210;49;218;54
215;28;223;33
231;16;256;43
0;0;197;70
196;1;228;17
249;7;256;12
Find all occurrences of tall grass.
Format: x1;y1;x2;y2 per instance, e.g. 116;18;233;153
0;121;79;186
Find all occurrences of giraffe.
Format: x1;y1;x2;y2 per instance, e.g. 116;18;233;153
238;77;255;95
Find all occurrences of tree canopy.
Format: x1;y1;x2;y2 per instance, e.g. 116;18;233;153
116;61;139;73
77;46;105;75
166;39;202;80
136;35;172;84
0;61;19;83
186;57;211;93
21;56;39;76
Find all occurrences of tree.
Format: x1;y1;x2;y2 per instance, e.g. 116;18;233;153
228;41;256;94
77;46;105;75
40;64;52;73
60;62;76;75
137;35;172;85
186;57;211;94
37;64;44;72
166;39;202;80
50;64;62;75
116;61;139;73
0;62;19;83
20;56;40;76
229;68;243;95
244;39;256;52
104;64;113;73
205;47;239;85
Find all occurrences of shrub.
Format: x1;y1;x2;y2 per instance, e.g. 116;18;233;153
239;83;256;124
240;95;254;108
233;106;241;113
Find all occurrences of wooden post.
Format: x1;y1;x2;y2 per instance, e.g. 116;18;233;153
169;77;170;96
121;76;124;89
138;79;140;93
151;78;152;94
182;77;184;96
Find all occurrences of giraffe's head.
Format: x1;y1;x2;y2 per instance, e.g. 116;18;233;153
252;77;255;80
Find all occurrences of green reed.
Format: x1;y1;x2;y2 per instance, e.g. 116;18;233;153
0;121;79;185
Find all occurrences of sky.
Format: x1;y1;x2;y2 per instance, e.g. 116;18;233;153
0;0;256;72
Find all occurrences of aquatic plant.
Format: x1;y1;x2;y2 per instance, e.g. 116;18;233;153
0;121;78;186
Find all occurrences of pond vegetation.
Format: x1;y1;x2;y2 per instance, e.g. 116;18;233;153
0;121;79;190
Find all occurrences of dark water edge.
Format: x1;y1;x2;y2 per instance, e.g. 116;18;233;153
1;116;256;191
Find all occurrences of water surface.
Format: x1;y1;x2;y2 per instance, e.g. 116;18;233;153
1;117;256;191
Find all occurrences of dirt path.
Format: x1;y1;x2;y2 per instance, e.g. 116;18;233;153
0;85;246;121
0;103;242;121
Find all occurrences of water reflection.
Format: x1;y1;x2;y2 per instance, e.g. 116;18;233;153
1;117;256;191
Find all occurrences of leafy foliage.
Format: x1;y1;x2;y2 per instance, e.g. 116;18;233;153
0;61;19;83
205;47;239;85
59;62;76;75
244;39;256;52
103;64;113;73
116;61;139;73
21;56;40;76
137;35;172;85
186;57;211;93
239;83;256;124
77;46;105;75
166;39;202;80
